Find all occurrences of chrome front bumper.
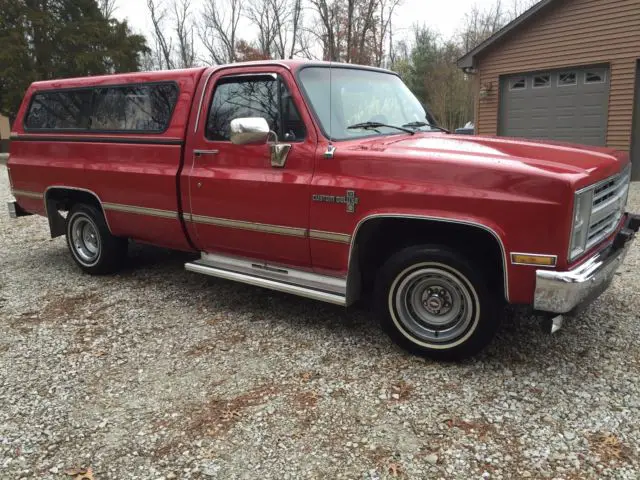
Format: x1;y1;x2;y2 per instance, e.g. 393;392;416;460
534;213;639;314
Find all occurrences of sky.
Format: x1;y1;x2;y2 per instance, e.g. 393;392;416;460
113;0;500;58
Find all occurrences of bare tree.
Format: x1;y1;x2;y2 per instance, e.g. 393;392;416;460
509;0;538;18
147;0;175;69
460;0;537;51
307;0;338;60
244;0;307;60
358;0;379;63
199;0;243;64
146;0;197;70
99;0;118;19
309;0;397;64
283;0;303;59
246;0;278;58
373;0;401;67
269;0;305;59
174;0;196;68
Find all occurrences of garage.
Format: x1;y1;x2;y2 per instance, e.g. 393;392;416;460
499;67;610;146
457;0;640;180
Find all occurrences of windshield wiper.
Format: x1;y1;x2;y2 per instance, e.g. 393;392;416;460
402;121;450;133
346;121;415;135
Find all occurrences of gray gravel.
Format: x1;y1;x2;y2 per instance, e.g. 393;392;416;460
1;164;640;479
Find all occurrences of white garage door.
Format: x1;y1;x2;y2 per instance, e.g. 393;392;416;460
499;67;610;146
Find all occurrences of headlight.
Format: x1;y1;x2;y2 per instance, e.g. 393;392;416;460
568;188;593;261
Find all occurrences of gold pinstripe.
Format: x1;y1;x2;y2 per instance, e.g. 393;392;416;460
102;202;177;219
9;192;351;243
309;229;352;244
11;189;44;199
187;213;307;238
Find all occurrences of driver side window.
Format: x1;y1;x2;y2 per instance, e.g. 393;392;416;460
206;74;306;142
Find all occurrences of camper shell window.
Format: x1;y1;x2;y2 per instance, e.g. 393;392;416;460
24;82;179;133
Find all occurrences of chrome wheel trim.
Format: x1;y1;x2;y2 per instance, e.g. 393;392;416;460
388;262;480;349
69;214;101;267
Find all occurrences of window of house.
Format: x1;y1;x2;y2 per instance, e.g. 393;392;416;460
509;77;526;90
25;82;179;133
585;70;606;84
533;74;551;88
206;75;306;142
558;72;577;86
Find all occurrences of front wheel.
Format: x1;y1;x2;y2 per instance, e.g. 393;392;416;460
374;245;501;360
66;204;127;274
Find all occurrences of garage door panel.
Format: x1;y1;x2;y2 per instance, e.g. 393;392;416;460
555;97;579;107
500;66;609;146
581;97;608;108
530;120;552;129
555;118;575;128
508;99;531;110
581;116;606;128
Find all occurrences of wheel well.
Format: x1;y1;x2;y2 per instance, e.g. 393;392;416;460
44;188;107;238
349;217;506;302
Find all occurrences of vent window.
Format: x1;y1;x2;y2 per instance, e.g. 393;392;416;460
533;74;551;88
509;77;526;90
558;72;577;86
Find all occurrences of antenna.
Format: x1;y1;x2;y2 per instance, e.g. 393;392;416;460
324;59;337;159
329;59;332;141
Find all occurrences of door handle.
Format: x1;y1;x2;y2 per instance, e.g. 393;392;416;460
194;149;219;157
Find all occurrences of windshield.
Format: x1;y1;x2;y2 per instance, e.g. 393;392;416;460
298;66;436;140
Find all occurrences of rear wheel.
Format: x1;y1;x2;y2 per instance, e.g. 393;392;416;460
375;245;501;360
66;204;127;274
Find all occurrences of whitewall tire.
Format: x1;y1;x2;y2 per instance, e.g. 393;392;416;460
375;245;501;360
66;204;127;274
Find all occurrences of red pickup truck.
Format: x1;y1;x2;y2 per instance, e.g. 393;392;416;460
6;60;639;359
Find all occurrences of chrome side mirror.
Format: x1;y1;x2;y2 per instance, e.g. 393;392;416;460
229;117;292;168
230;117;270;145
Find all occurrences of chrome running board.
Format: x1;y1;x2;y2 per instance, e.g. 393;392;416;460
185;252;347;306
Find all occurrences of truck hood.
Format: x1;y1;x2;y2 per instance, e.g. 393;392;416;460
351;133;627;182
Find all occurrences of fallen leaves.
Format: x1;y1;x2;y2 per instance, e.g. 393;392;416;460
390;381;413;401
299;371;316;382
445;417;495;440
388;462;404;477
191;384;278;436
292;390;319;409
64;466;94;480
589;432;631;463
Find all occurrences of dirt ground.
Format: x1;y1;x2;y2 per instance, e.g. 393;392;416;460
2;166;640;479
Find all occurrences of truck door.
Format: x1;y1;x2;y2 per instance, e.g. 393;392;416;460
184;66;316;268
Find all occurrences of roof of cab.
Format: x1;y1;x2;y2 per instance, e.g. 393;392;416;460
206;59;396;75
29;60;396;90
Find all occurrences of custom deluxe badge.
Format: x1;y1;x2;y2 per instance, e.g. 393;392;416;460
312;190;359;213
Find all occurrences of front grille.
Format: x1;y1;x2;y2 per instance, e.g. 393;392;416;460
585;164;631;250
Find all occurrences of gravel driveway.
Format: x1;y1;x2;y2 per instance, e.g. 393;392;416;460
1;165;640;480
